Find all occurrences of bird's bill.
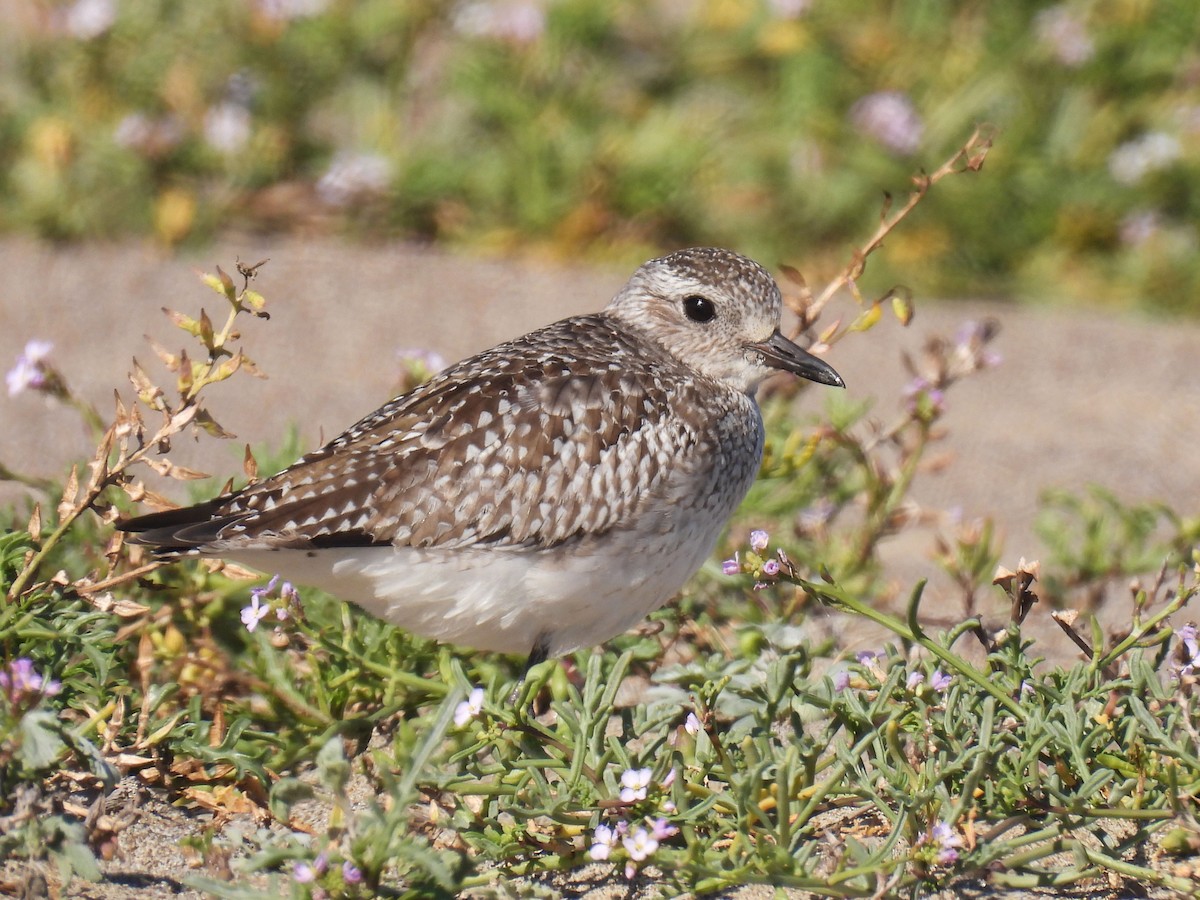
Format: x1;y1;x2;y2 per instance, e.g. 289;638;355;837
748;330;844;388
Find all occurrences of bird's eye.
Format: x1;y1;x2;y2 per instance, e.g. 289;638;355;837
683;295;716;323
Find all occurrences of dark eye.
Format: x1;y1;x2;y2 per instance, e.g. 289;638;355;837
683;295;716;323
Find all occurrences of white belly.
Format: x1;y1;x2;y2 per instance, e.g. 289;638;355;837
228;514;724;656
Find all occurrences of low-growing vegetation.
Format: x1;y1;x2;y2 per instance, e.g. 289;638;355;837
1;132;1199;898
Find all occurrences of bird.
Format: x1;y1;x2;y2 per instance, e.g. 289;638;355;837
119;248;844;670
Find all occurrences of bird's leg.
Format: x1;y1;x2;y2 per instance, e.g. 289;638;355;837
509;635;552;708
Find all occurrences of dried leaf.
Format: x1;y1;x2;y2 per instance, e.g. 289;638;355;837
167;404;200;434
238;353;267;379
208;349;243;384
121;481;177;510
215;266;237;303
85;426;117;493
199;308;215;351
130;359;165;410
58;466;80;520
817;318;842;344
146;336;181;372
176;348;194;396
778;264;807;289
243;445;259;482
162;308;202;339
193;409;236;439
113;753;156;771
181;785;266;821
81;591;151;618
27;503;41;539
219;562;264;581
143;458;211;481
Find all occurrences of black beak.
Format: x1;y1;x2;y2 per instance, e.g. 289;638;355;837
747;330;844;388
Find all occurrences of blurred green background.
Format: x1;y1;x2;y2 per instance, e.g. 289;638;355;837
2;0;1198;312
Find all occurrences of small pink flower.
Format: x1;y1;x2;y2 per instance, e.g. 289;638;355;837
722;552;741;576
589;823;619;861
341;861;362;884
240;596;271;632
0;658;61;705
918;820;964;865
683;712;701;735
930;670;952;692
454;686;485;726
619;767;652;803
622;826;658;861
850;91;923;156
648;817;678;841
749;529;769;552
6;340;54;397
762;559;780;577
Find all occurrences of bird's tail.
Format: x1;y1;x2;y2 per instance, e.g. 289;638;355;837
117;500;234;555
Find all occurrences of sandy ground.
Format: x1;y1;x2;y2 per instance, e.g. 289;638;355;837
2;236;1199;897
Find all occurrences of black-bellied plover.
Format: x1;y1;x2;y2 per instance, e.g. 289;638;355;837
120;248;844;667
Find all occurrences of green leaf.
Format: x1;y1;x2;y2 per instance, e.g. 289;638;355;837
18;709;65;769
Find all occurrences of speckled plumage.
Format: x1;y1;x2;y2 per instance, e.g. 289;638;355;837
120;248;843;658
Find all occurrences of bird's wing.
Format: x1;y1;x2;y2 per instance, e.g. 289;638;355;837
122;317;698;553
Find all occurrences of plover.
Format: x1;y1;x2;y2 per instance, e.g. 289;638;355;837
120;248;843;667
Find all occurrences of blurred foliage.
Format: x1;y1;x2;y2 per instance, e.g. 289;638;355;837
2;0;1200;311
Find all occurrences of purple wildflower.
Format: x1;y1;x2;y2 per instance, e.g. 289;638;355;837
619;767;652;803
930;669;953;692
0;658;61;705
251;574;280;604
903;376;945;417
832;670;851;692
292;862;316;883
589;823;618;860
623;826;659;862
454;1;545;43
761;559;780;577
1119;210;1163;248
850;91;923;156
918;820;964;865
648;817;678;841
683;712;701;735
1033;5;1094;67
397;347;448;377
906;670;925;690
341;861;363;885
721;552;741;576
240;596;271;632
749;529;769;552
6;340;54;397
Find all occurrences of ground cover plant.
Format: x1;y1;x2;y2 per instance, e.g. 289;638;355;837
2;131;1200;898
3;0;1200;311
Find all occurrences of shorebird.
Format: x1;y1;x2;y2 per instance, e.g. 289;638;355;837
120;248;843;668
